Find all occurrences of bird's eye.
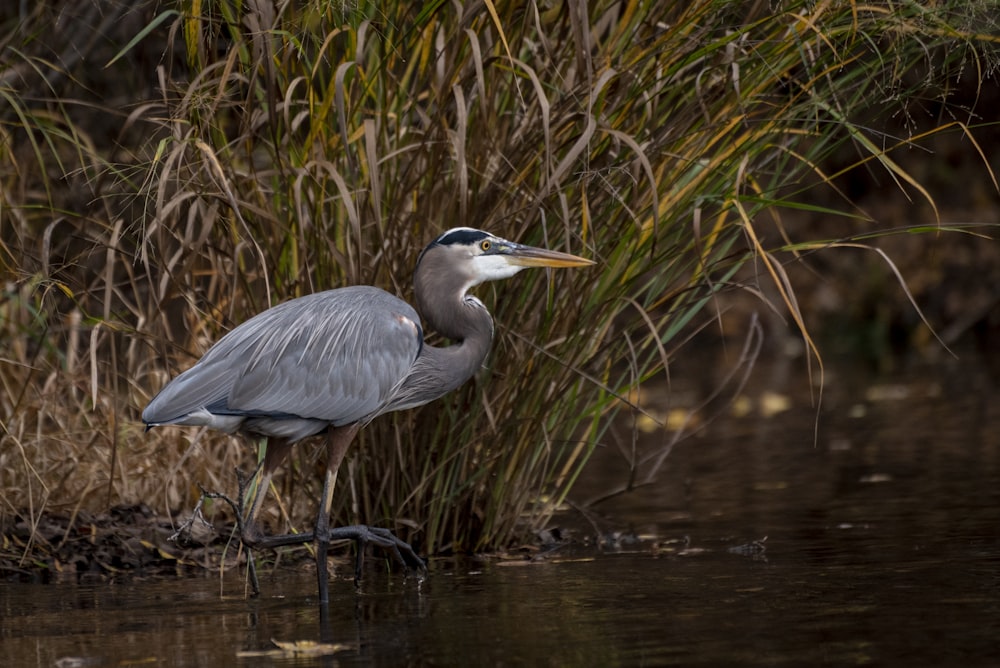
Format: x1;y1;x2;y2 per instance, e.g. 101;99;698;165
480;240;492;252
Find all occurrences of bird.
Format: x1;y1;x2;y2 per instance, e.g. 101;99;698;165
142;227;594;603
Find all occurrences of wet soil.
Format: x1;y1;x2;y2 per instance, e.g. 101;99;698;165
1;503;241;584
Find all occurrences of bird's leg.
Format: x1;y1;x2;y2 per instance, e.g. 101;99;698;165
313;426;427;599
238;437;305;596
314;423;359;604
229;427;426;603
242;438;307;542
227;467;265;597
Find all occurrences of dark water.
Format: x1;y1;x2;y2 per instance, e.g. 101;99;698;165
3;354;999;666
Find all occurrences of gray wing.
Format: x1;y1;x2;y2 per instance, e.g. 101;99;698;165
142;285;423;430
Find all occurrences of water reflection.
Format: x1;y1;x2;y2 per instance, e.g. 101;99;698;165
4;543;998;666
2;355;999;666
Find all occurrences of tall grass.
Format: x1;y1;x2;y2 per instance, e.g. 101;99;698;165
2;1;998;560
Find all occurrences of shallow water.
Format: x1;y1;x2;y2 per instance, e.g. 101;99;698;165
3;354;999;666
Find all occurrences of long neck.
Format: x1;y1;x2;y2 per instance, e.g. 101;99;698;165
413;263;495;395
369;255;496;417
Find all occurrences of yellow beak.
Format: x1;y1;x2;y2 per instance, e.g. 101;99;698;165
504;244;595;268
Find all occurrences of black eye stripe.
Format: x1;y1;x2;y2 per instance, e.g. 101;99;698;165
434;228;489;246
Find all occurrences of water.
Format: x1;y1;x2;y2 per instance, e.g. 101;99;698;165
2;353;999;666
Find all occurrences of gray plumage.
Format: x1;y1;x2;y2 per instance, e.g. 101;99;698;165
143;286;426;440
141;226;593;603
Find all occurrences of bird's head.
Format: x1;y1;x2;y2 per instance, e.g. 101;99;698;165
416;227;594;291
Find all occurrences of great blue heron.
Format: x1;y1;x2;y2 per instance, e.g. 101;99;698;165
143;227;593;603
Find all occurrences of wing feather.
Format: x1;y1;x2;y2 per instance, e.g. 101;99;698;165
143;286;422;430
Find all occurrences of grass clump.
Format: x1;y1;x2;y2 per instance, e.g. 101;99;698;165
1;0;999;563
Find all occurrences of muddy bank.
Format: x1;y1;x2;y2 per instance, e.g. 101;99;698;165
0;504;252;583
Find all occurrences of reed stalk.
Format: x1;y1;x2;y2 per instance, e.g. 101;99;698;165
1;1;998;560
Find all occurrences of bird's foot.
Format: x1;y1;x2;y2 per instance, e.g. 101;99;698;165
168;481;246;543
167;490;217;543
164;479;265;597
324;524;427;584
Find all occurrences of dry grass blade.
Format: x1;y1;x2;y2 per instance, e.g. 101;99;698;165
2;1;999;568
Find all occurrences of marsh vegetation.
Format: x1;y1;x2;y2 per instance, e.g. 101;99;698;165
2;1;998;576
